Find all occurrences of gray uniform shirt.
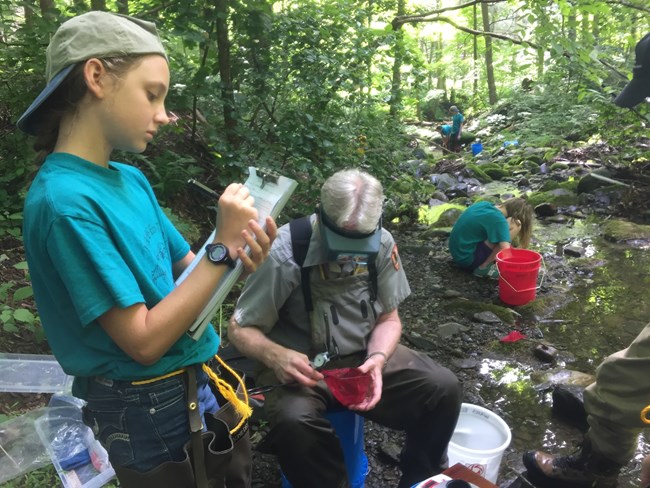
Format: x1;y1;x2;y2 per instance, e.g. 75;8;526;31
233;215;411;356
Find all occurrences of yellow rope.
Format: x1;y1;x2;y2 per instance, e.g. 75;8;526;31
642;405;650;425
203;356;252;435
131;368;186;385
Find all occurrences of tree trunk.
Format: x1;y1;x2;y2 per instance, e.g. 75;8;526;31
481;1;497;105
215;0;239;148
472;4;478;98
116;0;128;14
389;0;406;117
24;0;37;25
39;0;54;18
90;0;106;11
436;33;445;90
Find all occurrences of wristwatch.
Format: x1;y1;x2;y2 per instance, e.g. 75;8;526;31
205;243;236;268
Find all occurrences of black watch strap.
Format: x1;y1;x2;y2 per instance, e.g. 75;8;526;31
205;243;236;268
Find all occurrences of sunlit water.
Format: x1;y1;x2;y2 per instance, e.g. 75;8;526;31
421;183;650;486
478;219;650;486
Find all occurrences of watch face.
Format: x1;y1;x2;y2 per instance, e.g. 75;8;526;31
208;244;228;262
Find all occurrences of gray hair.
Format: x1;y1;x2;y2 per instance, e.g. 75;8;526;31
320;169;383;234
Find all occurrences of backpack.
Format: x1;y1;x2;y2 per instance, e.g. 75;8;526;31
289;215;378;313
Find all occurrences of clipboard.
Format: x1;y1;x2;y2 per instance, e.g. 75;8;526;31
176;167;298;340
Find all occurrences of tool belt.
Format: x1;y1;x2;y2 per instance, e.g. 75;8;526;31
114;356;252;488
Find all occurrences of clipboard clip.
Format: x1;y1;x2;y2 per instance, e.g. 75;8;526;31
257;168;280;189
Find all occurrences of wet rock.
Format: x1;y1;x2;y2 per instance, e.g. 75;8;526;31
552;384;589;431
576;168;615;194
563;244;585;257
472;311;502;324
378;440;401;465
517;177;530;187
534;202;557;217
403;333;437;351
533;343;558;362
434;208;463;227
431;190;448;202
601;219;650;244
451;357;479;369
530;368;596;388
436;322;468;338
544;215;569;224
442;289;463;298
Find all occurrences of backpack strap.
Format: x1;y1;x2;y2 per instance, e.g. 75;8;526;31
290;216;315;312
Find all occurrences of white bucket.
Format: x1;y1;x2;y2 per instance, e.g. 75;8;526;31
447;403;512;483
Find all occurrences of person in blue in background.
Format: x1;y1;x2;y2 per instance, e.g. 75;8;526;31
437;124;451;150
448;105;464;152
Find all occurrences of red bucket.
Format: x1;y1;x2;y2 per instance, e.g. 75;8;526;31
495;248;543;306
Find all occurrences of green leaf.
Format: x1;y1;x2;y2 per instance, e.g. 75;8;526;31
13;308;35;324
3;322;18;333
13;261;29;270
13;286;33;301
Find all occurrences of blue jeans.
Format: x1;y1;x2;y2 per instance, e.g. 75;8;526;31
82;366;218;473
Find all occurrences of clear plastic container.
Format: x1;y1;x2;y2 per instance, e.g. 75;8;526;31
0;353;74;393
34;399;115;488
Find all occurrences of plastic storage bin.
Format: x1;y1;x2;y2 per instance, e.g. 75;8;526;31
0;353;73;393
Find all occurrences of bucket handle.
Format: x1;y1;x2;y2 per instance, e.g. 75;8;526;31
496;254;546;293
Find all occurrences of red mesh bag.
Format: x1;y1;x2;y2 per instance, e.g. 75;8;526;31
322;367;371;406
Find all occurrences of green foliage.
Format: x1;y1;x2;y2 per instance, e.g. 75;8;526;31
0;275;43;342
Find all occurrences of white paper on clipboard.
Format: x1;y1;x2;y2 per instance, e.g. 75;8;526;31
176;167;298;340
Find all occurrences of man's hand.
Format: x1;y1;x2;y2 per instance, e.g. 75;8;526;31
271;348;324;387
347;353;385;411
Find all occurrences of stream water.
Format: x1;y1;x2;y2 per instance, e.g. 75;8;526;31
478;217;650;486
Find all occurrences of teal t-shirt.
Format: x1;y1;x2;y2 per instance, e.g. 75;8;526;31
451;113;464;135
23;153;219;392
448;201;510;268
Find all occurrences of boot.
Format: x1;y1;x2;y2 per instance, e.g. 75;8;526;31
523;439;623;488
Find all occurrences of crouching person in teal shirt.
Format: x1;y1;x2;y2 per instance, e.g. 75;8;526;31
18;11;276;488
448;198;534;278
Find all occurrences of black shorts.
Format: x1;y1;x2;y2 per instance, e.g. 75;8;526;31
470;242;493;270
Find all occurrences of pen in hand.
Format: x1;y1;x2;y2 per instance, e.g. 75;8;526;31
188;179;220;201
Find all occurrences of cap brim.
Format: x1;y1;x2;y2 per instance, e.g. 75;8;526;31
614;77;649;108
16;65;75;135
321;223;382;258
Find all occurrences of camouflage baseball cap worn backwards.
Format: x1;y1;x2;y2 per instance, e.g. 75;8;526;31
614;32;650;108
17;11;167;135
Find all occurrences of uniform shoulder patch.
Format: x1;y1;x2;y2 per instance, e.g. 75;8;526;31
391;244;400;270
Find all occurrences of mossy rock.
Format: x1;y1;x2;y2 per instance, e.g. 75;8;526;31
527;190;578;208
550;162;569;171
465;164;492;183
558;178;579;193
601;219;650;243
540;180;560;191
443;299;517;324
518;160;541;173
483;167;509;180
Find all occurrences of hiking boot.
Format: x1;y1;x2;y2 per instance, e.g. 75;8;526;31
523;439;623;488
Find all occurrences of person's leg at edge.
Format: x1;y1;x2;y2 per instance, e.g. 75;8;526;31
256;369;349;488
362;344;462;488
523;323;650;487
